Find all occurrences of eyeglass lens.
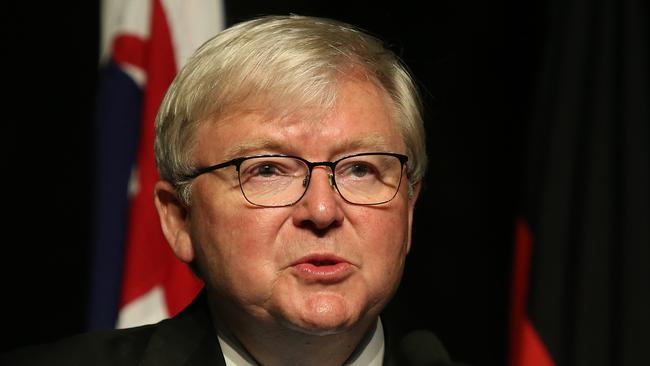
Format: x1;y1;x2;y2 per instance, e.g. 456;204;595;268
237;154;403;207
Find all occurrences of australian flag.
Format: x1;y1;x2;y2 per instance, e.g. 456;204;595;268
88;0;224;330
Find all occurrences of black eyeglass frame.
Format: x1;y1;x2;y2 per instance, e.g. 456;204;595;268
183;152;409;207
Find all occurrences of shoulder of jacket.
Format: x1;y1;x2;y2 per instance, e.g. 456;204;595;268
2;324;159;366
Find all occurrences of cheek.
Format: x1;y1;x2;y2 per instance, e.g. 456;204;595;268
191;197;288;303
352;205;410;287
354;202;410;251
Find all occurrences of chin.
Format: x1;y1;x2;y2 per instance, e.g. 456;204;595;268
282;293;365;336
287;317;353;336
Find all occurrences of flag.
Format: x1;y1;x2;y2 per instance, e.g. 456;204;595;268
89;0;224;330
509;0;649;364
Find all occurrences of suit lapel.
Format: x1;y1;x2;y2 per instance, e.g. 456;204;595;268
139;292;227;366
134;293;453;366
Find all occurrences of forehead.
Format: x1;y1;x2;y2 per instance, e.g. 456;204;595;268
194;77;404;163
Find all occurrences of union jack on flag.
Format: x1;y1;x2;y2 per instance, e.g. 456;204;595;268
88;0;224;330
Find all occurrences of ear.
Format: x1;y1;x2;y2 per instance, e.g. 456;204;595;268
154;181;194;264
405;181;422;254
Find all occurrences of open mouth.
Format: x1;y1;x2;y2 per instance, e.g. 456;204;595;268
291;254;353;283
310;259;339;266
293;254;345;268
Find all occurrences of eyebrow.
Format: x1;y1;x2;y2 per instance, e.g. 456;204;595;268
223;133;394;160
223;138;285;159
331;134;393;155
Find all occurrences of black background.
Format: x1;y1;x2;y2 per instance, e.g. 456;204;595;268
3;1;545;365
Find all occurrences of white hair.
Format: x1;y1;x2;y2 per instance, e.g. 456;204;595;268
155;15;427;204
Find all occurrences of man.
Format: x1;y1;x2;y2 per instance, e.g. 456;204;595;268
4;15;455;365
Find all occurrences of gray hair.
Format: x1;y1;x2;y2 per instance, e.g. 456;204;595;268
154;15;427;205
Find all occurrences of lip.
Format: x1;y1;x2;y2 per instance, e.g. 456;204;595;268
291;254;354;284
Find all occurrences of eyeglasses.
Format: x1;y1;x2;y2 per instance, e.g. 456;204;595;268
185;152;408;207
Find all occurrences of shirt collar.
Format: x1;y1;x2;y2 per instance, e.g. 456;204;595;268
217;319;385;366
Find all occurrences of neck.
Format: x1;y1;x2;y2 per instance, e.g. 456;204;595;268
209;296;376;366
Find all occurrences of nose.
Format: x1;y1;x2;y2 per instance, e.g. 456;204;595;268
292;166;344;232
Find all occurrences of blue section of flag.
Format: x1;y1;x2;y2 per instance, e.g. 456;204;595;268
87;59;142;330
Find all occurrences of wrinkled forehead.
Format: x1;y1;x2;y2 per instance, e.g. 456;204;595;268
220;133;396;160
213;69;393;119
193;76;403;162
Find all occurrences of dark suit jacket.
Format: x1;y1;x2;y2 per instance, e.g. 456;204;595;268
3;292;455;365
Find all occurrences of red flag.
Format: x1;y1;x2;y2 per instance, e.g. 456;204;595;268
509;219;554;366
95;0;224;329
508;0;649;364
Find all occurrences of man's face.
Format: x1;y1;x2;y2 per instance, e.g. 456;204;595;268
169;77;418;335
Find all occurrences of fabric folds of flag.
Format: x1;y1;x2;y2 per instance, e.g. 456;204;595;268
89;0;224;330
509;0;649;365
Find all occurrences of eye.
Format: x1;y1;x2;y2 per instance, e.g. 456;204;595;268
240;157;303;181
349;163;372;177
338;161;378;179
255;164;280;177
